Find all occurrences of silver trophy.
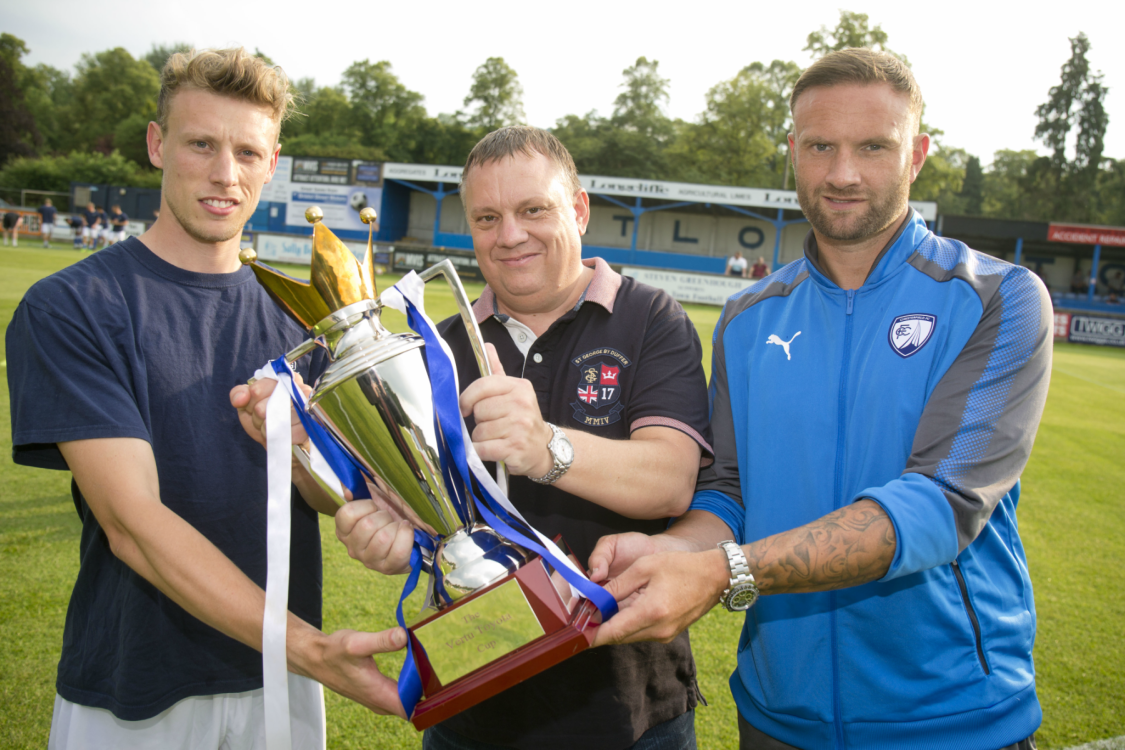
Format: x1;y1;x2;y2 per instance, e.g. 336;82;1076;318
240;206;526;606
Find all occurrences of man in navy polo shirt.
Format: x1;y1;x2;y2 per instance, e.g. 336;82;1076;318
328;127;713;750
108;204;129;244
81;202;101;250
37;198;58;247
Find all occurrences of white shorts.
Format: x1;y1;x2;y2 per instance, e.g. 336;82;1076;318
111;230;127;243
42;223;55;238
48;675;326;750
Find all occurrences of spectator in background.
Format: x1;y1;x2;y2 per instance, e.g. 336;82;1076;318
1106;269;1125;302
109;205;129;245
96;205;111;249
2;209;21;246
68;214;84;249
1070;269;1088;295
750;256;769;280
37;199;58;248
726;250;749;277
81;202;101;250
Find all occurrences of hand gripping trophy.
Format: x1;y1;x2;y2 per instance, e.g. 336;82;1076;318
241;207;616;729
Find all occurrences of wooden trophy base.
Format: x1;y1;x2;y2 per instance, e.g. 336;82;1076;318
407;554;599;730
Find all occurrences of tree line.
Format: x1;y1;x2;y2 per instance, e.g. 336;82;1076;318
1;12;1120;225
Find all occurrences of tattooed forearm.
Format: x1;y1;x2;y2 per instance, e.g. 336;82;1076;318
744;499;896;595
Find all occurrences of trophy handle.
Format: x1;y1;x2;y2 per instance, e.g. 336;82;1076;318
413;259;509;493
416;260;493;380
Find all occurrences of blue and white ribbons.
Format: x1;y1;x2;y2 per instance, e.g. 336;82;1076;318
253;361;296;750
381;274;618;621
259;271;617;725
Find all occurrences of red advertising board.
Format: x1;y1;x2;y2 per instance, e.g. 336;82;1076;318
1047;223;1125;246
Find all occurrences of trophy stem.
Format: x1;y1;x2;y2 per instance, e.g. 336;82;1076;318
414;260;509;492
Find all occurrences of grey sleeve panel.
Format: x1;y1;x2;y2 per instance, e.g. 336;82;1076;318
694;265;810;508
906;252;1053;551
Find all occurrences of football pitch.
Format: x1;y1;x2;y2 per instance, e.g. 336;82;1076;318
1;244;1122;749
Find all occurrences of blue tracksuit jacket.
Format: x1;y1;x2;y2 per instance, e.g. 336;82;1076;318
692;212;1052;750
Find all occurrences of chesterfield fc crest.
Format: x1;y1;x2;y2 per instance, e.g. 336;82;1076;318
888;313;937;358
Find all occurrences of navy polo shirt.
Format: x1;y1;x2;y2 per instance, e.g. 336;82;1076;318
436;258;713;750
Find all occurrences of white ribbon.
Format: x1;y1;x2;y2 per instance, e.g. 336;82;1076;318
382;273;587;600
254;362;294;750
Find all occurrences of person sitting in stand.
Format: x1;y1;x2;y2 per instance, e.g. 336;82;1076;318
726;251;749;278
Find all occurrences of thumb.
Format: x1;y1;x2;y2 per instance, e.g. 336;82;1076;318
587;536;618;583
600;564;646;605
485;342;506;377
356;626;408;657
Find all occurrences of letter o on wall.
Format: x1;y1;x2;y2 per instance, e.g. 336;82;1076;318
738;226;765;249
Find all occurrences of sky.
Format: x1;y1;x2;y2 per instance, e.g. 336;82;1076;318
5;0;1124;170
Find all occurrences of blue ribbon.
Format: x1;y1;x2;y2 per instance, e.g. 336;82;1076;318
399;298;619;621
270;358;370;500
395;530;435;714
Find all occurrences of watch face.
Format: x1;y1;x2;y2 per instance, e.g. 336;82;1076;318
552;434;574;464
727;583;758;611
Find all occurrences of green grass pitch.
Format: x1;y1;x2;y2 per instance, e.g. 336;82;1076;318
1;244;1122;748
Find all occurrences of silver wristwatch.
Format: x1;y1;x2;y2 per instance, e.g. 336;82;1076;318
529;423;574;485
718;540;759;611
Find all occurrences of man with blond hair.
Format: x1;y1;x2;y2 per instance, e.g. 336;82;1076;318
7;47;405;749
589;48;1050;750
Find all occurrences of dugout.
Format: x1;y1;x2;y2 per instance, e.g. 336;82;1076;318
937;215;1125;315
70;183;162;222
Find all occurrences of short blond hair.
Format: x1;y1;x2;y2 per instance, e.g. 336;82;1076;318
156;47;295;133
462;126;581;195
790;48;923;126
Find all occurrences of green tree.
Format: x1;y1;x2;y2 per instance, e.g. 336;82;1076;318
668;60;800;187
70;48;160;158
980;149;1054;220
958;155;984;215
20;62;74;154
463;57;525;131
408;113;480;166
0;151;162;193
1033;32;1109;221
0;34;42;163
553;57;677;179
804;10;900;60
340;60;426;161
143;42;191;74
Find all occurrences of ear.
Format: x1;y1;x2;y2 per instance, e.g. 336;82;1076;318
147;121;165;169
573;188;591;236
909;133;930;184
787;133;797;166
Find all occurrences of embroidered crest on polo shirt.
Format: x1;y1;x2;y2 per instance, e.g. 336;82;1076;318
570;347;631;427
888;313;937;358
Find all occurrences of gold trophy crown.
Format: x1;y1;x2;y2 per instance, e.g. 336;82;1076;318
238;205;381;332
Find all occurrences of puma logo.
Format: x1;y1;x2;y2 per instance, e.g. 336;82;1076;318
766;332;801;360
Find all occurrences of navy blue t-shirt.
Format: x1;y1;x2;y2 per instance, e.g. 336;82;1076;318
6;238;324;720
111;211;128;231
37;205;57;225
82;209;100;228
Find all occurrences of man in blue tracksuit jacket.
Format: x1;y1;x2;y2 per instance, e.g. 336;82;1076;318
590;49;1051;750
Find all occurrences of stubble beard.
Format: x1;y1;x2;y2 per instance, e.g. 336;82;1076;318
797;168;911;243
165;193;245;245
